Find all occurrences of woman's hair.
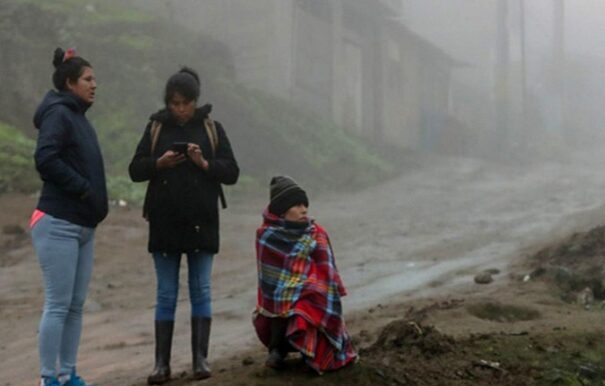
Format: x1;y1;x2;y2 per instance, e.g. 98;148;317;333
164;67;201;105
52;47;91;91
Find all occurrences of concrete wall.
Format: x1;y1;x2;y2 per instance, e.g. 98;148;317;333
290;0;334;117
169;0;456;151
188;0;295;99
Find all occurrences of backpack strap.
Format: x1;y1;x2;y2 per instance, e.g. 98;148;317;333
204;117;227;209
150;120;162;155
204;118;219;156
143;120;162;221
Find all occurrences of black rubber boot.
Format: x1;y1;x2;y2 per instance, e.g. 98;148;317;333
191;317;212;380
147;320;174;385
265;318;288;369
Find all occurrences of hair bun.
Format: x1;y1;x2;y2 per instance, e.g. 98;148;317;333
52;47;65;68
179;66;200;85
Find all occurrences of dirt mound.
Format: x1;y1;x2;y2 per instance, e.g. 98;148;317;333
360;320;521;386
534;225;605;267
356;319;605;386
369;320;455;358
531;225;605;301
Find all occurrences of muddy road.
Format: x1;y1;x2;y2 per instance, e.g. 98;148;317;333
2;155;605;385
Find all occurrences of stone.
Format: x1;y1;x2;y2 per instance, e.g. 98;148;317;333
576;287;594;308
474;272;493;284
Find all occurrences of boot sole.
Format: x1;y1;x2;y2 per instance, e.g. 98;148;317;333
147;375;171;385
192;372;211;380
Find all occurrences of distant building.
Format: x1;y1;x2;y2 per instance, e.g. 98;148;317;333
165;0;462;151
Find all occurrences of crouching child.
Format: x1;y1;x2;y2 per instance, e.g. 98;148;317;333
253;176;357;374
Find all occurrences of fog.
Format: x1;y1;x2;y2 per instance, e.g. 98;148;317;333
3;0;604;174
5;3;605;383
138;0;605;314
127;0;605;167
403;0;605;157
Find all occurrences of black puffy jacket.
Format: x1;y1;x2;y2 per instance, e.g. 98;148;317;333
33;90;108;227
128;105;239;254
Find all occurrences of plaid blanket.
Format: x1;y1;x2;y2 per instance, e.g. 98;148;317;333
254;209;357;372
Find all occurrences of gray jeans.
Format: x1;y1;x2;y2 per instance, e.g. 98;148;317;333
31;214;95;378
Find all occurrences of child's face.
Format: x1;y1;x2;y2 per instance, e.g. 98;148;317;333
283;203;308;222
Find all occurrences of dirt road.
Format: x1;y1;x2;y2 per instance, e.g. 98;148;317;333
2;155;605;385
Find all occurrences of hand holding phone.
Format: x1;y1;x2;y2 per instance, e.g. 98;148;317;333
171;141;188;155
187;143;209;170
156;143;187;170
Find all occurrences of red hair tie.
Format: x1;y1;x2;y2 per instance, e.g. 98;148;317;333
63;48;77;62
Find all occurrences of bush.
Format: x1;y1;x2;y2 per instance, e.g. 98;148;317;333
0;122;39;193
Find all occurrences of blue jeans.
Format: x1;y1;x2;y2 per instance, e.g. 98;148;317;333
152;251;214;320
31;214;95;378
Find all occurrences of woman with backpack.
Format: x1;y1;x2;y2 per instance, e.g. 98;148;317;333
129;67;239;384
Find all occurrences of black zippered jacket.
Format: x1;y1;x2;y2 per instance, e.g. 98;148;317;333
33;90;108;227
128;105;239;254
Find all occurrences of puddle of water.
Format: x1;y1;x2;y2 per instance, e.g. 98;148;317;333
344;242;516;310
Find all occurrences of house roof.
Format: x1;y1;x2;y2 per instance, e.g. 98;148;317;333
385;17;470;69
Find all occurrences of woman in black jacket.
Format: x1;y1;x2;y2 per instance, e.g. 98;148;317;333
129;67;239;384
32;47;107;386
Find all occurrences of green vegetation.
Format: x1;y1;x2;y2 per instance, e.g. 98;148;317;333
105;175;146;205
531;225;605;301
0;0;398;203
0;122;39;193
213;84;396;191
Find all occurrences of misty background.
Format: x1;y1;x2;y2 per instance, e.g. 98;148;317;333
4;3;605;383
1;0;604;201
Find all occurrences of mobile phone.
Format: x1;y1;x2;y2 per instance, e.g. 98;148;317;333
171;142;188;154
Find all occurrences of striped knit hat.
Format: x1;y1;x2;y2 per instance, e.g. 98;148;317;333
268;176;309;216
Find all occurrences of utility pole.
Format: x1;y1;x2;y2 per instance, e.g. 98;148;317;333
553;0;566;134
519;0;527;130
494;0;510;155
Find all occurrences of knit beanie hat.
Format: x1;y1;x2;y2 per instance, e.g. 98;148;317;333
268;176;309;216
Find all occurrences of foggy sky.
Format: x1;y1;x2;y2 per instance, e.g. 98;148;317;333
403;0;605;148
405;0;605;58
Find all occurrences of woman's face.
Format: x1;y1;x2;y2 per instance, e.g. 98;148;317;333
283;203;308;222
66;67;96;104
168;92;196;124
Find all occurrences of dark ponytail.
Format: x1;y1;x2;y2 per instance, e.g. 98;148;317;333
52;47;92;91
164;66;201;105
